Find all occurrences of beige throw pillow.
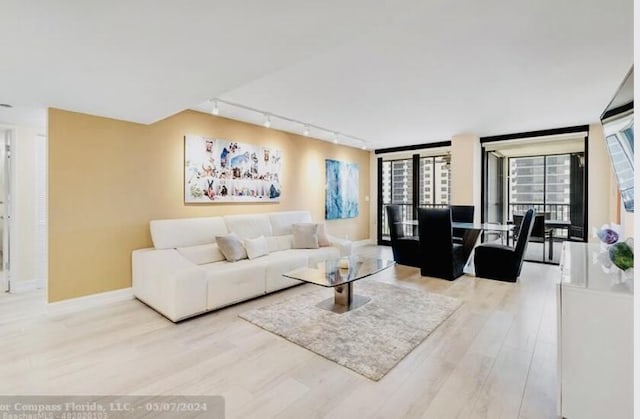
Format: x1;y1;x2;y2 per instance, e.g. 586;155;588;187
292;223;319;249
215;233;248;262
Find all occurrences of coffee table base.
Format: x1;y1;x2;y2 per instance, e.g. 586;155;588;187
316;283;371;314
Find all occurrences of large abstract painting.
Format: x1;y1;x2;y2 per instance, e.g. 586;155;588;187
184;135;282;203
325;159;359;220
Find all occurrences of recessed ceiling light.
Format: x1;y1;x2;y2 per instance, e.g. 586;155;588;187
0;104;13;108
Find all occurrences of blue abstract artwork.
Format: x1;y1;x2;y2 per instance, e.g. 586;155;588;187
325;159;359;220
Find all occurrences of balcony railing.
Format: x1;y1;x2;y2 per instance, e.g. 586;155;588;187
508;203;570;222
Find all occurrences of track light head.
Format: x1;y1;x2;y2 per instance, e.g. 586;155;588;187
303;125;309;136
211;100;219;115
264;114;271;128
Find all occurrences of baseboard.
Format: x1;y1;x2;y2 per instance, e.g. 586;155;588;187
47;287;134;315
9;278;45;293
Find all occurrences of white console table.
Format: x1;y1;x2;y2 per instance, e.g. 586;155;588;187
557;242;633;419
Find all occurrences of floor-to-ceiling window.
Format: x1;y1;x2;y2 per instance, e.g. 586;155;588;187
380;158;413;241
379;153;450;243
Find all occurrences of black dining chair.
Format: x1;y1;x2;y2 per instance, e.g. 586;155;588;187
513;213;551;262
450;205;475;244
418;207;481;281
386;205;420;267
474;209;536;282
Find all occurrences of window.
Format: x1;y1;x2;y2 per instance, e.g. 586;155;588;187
379;153;450;242
509;154;572;221
380;157;415;240
419;156;450;207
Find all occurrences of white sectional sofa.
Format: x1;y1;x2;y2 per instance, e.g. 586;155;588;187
132;210;352;322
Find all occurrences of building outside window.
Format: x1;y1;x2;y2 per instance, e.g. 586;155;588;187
509;154;571;221
419;156;450;207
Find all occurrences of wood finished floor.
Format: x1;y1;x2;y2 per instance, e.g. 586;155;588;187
0;245;558;419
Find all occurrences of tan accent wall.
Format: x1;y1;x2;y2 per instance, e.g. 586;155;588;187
587;123;617;242
48;109;370;302
450;133;481;222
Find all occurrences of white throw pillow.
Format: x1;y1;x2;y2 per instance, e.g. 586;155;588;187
176;243;225;265
292;223;319;249
244;235;269;259
316;223;331;247
215;233;248;262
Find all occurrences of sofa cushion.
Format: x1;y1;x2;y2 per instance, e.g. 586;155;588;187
216;233;248;262
176;243;225;265
202;260;266;310
268;211;313;236
151;217;228;249
224;213;273;239
257;250;309;292
244;235;269;260
292;223;319;249
265;235;293;253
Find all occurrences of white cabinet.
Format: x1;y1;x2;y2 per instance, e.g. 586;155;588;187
557;242;633;419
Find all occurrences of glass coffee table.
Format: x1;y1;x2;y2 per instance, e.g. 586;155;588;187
283;257;395;314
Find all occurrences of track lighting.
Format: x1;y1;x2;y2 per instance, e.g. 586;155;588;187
206;99;369;149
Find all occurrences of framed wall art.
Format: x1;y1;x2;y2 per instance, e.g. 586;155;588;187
325;159;359;219
184;135;282;203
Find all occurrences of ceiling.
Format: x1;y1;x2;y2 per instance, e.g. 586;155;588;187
0;0;633;148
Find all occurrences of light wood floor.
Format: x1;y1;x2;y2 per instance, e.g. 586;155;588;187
0;245;558;419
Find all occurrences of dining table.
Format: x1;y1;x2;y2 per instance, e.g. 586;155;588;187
401;220;515;245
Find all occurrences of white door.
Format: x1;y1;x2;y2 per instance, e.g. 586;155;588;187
1;128;11;292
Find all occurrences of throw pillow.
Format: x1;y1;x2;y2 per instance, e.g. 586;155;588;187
215;233;248;262
244;235;269;259
316;223;331;247
292;223;319;249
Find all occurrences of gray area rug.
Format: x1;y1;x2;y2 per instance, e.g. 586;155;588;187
239;280;461;381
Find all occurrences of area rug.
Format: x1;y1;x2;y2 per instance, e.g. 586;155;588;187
239;280;461;381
